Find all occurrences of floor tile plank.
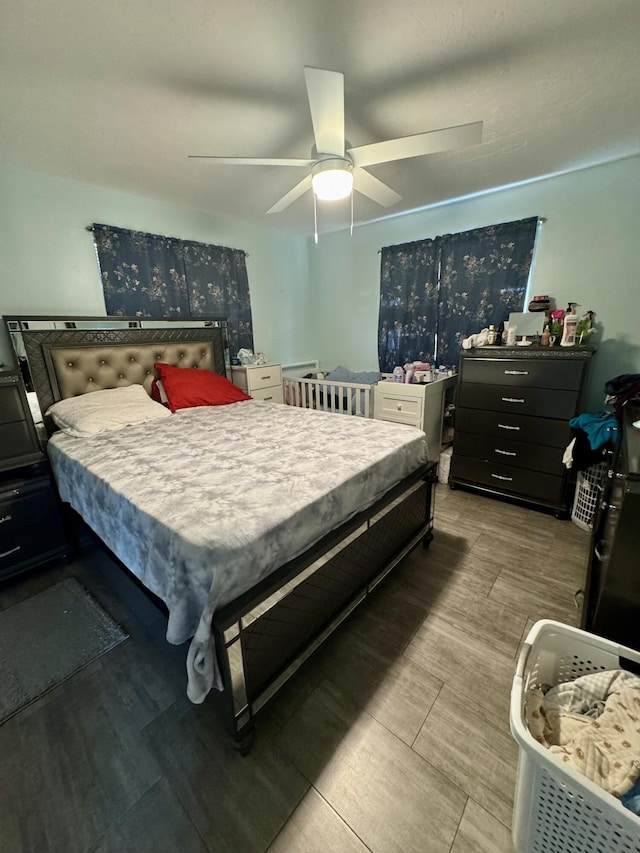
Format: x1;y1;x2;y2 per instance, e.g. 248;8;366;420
275;679;467;853
267;787;369;853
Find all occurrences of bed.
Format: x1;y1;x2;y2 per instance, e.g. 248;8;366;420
18;322;436;750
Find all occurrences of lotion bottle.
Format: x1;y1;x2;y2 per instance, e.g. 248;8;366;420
561;303;578;347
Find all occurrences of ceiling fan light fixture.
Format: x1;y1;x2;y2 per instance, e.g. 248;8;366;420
311;159;353;201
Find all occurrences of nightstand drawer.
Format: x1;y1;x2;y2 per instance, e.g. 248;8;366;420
0;383;25;424
0;421;38;463
231;364;283;396
0;482;62;534
251;385;284;403
0;519;68;579
375;392;423;424
247;366;281;391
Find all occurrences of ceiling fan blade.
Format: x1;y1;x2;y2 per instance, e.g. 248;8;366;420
189;155;314;167
352;169;402;207
348;121;483;168
303;67;345;157
266;174;313;214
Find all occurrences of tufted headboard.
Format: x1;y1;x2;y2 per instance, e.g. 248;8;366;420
18;324;227;433
45;341;216;401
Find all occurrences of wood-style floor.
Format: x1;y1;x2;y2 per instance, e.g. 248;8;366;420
0;484;590;853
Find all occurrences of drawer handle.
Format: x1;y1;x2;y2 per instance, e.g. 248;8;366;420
263;396;273;401
495;449;517;457
261;375;272;381
497;423;520;431
396;404;402;411
504;370;529;375
0;514;13;525
501;397;525;404
0;545;21;560
491;473;513;482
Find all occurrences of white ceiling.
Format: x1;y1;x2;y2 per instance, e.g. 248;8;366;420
2;0;639;237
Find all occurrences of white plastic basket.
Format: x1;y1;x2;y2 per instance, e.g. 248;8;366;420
571;462;607;531
510;620;640;853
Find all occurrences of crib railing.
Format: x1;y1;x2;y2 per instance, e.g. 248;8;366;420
283;375;376;418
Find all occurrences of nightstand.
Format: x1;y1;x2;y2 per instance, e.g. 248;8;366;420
231;363;284;403
374;375;457;461
0;369;70;581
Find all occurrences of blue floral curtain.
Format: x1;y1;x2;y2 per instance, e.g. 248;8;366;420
436;217;539;367
377;217;538;371
94;224;254;354
378;239;439;373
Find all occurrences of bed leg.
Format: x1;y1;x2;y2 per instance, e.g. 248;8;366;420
422;530;434;549
233;723;256;755
233;726;255;756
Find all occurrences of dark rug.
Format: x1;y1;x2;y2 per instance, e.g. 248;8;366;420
0;578;128;723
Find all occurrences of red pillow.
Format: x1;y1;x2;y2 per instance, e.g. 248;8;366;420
154;363;251;412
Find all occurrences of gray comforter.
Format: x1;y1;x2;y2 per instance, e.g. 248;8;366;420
48;400;426;701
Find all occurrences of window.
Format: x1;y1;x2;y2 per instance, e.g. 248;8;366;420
93;224;254;355
378;217;539;372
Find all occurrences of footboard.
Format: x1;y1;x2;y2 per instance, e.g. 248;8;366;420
212;462;437;750
283;374;376;417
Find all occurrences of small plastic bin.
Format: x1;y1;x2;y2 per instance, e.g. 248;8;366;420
510;620;640;853
571;462;607;531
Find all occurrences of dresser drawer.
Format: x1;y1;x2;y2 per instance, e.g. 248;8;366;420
251;385;284;403
458;383;578;420
375;390;423;427
454;430;565;475
461;358;585;390
454;408;572;449
450;455;566;505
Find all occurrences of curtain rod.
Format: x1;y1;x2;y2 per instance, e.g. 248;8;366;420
85;225;248;256
377;217;547;253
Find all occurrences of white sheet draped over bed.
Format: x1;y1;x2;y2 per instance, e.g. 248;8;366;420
48;400;427;702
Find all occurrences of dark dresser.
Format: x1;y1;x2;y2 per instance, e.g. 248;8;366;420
450;347;594;516
0;369;70;581
581;406;640;648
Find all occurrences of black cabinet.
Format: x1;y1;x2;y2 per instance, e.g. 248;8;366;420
581;407;640;648
0;370;43;471
450;348;594;516
0;369;70;581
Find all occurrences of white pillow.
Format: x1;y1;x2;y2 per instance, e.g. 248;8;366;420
46;384;171;437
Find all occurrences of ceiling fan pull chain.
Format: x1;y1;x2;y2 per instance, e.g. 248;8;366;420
350;189;354;236
313;192;319;244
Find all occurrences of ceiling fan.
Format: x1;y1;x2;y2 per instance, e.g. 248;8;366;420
189;67;483;223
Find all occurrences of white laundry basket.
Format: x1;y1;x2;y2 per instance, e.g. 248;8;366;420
570;462;607;531
510;620;640;853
